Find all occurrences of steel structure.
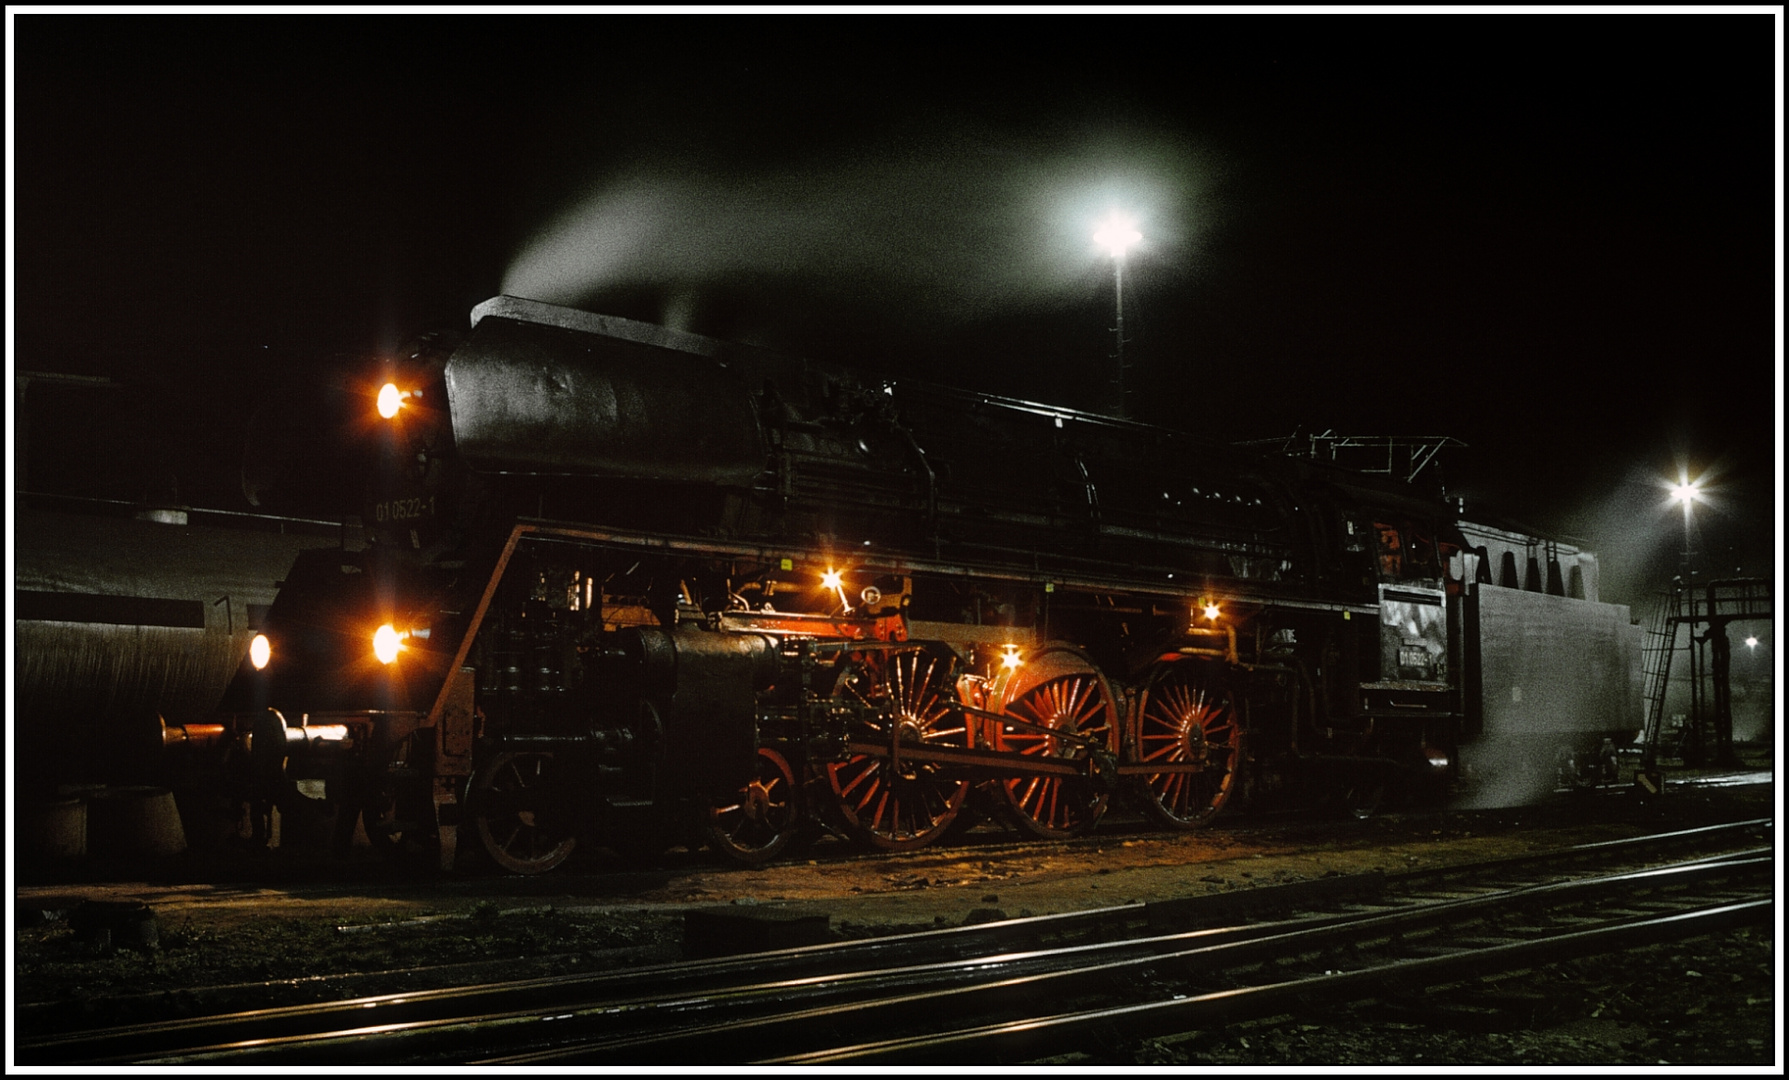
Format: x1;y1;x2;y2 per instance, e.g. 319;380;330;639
1640;577;1773;773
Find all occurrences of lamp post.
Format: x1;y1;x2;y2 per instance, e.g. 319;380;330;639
1670;477;1703;581
1669;476;1707;764
1093;211;1141;419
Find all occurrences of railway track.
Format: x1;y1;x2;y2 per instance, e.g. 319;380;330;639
776;864;1769;1065
18;817;1770;1066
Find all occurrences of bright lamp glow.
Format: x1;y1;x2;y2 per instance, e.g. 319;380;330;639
249;634;271;671
1093;211;1142;257
1669;480;1703;504
373;624;403;664
1001;645;1024;671
1202;600;1221;621
377;383;403;419
821;569;852;613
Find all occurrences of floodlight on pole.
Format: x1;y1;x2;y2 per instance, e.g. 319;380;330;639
1666;471;1711;765
1094;211;1142;419
1669;474;1704;580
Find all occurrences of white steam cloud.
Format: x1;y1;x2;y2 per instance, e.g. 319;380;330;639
501;128;1210;332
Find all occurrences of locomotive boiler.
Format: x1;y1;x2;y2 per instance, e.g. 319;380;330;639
212;296;1642;873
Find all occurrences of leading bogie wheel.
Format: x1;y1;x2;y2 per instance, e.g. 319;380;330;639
1341;778;1387;820
707;746;801;867
362;733;437;862
471;749;579;875
988;643;1116;839
824;646;971;852
1131;660;1244;830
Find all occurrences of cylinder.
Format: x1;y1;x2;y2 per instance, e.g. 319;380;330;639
21;798;87;864
85;785;188;860
13;503;334;784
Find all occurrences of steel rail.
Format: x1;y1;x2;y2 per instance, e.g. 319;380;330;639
16;902;1147;1064
776;898;1773;1064
102;852;1757;1065
474;854;1772;1064
20;819;1770;1065
1386;816;1772;890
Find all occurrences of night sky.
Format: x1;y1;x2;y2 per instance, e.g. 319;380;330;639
10;12;1781;606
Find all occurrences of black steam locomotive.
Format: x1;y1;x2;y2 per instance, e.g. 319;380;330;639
213;296;1642;873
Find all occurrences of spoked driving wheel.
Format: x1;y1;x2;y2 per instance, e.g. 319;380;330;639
988;643;1116;839
471;749;579;875
706;747;801;867
1132;660;1244;830
825;646;971;852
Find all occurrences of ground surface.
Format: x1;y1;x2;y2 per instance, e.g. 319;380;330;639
11;755;1781;1068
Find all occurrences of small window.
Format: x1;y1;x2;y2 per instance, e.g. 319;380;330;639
1407;529;1438;577
1373;522;1403;578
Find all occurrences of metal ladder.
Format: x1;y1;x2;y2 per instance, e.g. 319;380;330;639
1638;578;1774;772
1638;589;1681;767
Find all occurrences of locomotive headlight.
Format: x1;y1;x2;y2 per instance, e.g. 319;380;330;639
373;623;403;664
249;633;272;671
821;568;853;613
377;383;404;419
373;624;429;664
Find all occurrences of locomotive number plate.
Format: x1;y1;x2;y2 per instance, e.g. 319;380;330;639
375;495;436;523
